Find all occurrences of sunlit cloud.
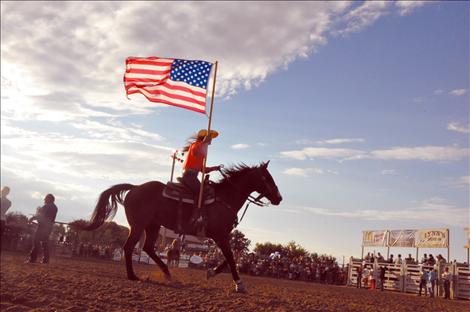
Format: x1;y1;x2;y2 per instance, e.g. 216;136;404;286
231;143;251;150
281;145;469;162
303;197;467;226
281;147;366;161
334;1;390;36
283;167;338;177
447;122;470;134
446;176;470;189
450;88;467;96
395;1;428;16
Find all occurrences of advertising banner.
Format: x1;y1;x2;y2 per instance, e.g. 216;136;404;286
363;230;388;247
415;228;449;248
388;230;416;247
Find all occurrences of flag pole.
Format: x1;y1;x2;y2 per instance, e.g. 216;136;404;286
197;61;218;211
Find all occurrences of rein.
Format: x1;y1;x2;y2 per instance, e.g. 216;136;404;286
217;169;270;227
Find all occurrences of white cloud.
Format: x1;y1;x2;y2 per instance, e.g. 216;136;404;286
281;147;366;161
447;176;470;189
450;89;467;96
334;1;390;36
295;138;365;145
370;146;469;161
283;167;338;177
231;143;251;150
316;138;365;145
395;1;427;16
433;89;443;95
381;169;397;175
303;197;467;226
447;122;470;134
281;146;470;162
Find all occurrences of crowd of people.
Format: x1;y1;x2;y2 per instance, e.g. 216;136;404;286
363;251;450;267
198;249;346;285
357;251;455;300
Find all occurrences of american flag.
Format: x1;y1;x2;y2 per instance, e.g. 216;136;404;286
124;57;213;114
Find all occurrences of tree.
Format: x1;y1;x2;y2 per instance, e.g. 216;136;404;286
67;219;129;248
254;242;284;257
230;229;251;257
283;241;309;259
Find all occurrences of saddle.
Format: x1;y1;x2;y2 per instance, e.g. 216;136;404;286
162;179;215;205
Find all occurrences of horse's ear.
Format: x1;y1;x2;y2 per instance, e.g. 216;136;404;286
262;160;270;168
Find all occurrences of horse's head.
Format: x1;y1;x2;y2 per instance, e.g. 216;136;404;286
253;161;283;205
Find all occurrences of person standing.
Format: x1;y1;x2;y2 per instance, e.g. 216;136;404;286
1;186;12;237
441;267;453;300
26;194;58;264
428;267;437;298
379;266;386;291
356;265;362;288
418;267;428;296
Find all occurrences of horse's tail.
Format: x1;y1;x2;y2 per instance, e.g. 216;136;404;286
81;183;135;231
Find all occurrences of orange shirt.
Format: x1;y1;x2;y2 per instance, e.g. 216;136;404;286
183;141;207;171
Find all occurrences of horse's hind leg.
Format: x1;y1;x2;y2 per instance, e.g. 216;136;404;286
123;227;143;280
143;224;171;279
207;260;227;279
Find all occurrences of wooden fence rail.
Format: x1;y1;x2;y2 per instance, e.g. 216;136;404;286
347;258;469;300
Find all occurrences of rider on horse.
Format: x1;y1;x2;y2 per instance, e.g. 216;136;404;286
181;129;221;230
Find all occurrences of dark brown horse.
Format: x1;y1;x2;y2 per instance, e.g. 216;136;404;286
81;161;282;292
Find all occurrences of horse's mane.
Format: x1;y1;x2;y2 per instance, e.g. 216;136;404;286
216;163;263;185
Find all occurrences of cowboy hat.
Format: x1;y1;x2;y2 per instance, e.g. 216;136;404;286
197;129;219;138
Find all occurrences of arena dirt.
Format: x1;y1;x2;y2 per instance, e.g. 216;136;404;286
0;252;468;312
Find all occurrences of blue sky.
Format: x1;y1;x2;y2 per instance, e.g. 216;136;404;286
1;1;469;262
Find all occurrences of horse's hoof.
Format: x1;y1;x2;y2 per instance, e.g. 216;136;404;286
206;268;216;280
128;275;139;281
235;281;246;293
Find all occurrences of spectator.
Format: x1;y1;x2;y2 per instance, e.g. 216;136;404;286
441;267;452;300
428;254;436;266
369;268;376;290
377;252;384;262
395;254;402;265
418;267;428;297
362;266;370;288
356;265;362;288
405;254;414;264
388;254;394;264
1;186;12;237
421;253;428;264
25;194;58;264
428;267;437;298
379;266;386;291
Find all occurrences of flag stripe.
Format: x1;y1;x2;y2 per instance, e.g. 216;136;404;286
126;79;207;98
127;88;205;113
125;73;170;80
127;85;206;106
126;68;172;76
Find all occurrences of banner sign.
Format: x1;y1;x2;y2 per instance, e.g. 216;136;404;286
388;230;416;247
465;227;470;248
415;228;449;248
363;230;388;247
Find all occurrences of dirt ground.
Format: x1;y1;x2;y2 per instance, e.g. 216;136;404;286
0;252;468;312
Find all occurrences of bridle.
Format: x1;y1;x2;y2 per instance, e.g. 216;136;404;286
217;168;275;227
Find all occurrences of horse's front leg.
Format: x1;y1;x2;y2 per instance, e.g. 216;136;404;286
215;239;245;293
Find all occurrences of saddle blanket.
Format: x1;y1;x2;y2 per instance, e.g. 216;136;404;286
162;182;215;205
